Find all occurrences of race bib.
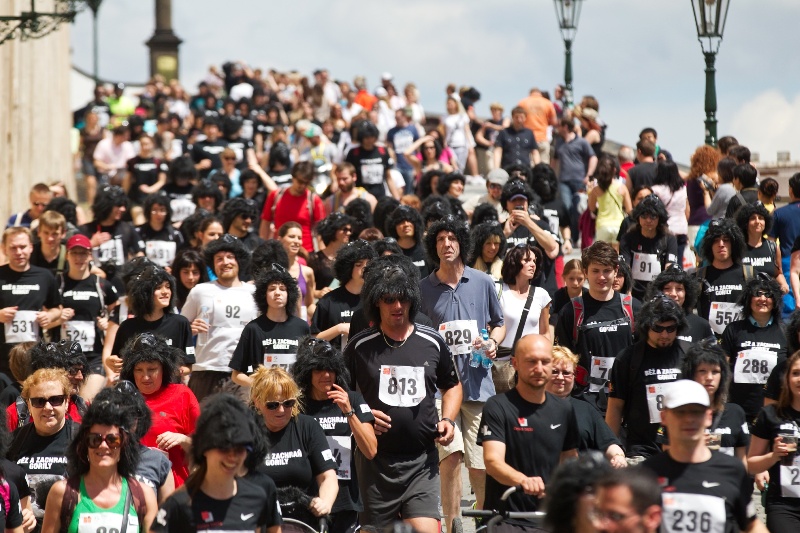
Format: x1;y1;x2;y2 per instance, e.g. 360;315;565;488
646;383;672;424
439;320;478;356
733;349;777;385
170;198;196;223
4;310;39;343
589;356;614;393
264;353;297;371
661;493;726;533
708;302;743;335
781;455;800;498
632;252;661;282
211;293;255;329
361;162;385;185
326;435;352;480
77;511;139;533
93;238;124;266
378;365;424;407
61;321;96;352
145;240;177;268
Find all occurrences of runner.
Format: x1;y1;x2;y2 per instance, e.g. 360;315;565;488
645;266;713;344
136;194;184;268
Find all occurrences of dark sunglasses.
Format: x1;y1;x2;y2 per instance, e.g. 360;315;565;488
270;262;288;273
133;332;158;350
650;324;678;333
265;399;297;411
86;432;123;449
381;295;407;305
754;290;774;299
29;395;67;408
67;366;85;377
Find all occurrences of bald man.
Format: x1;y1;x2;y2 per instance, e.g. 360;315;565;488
477;335;579;530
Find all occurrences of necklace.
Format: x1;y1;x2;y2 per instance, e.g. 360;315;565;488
382;330;409;349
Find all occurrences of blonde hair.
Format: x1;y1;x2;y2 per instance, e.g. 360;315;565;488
2;227;32;246
552;346;579;369
250;366;302;417
22;368;71;399
38;211;66;232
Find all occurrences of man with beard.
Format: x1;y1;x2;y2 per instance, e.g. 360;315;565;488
222;197;264;252
325;163;378;215
385;205;428;277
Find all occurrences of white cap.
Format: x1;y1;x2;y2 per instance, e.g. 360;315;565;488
381;72;393;81
663;380;710;409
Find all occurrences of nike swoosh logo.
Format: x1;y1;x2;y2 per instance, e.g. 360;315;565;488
241;513;255;521
550;424;561;429
702;481;720;488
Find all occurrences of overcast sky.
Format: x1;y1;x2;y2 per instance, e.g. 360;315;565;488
70;0;800;166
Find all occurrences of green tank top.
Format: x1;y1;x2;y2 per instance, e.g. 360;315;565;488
68;477;139;533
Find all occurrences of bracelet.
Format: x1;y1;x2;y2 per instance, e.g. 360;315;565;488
344;409;356;418
442;417;456;428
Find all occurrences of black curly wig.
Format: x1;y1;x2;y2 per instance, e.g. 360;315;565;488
343;198;373;238
530;163;559;203
108;380;153;439
192;180;223;212
203;233;250;275
421;198;452;228
291;336;350;398
119;333;180;389
362;254;422;326
67;387;139;478
500;179;535;209
735;201;773;239
45;197;78;226
126;265;177;318
385;205;423;245
418;169;445;200
334;239;377;285
637;292;688;337
371;237;403;256
468;221;507;267
251;239;289;277
253;265;300;316
645;265;701;313
436;172;466;196
503;163;533;186
316;212;354;246
190;394;255;469
738;275;783;322
424;215;471;267
700;218;746;265
167;155;198;186
29;340;89;374
787;309;800;355
471;203;499;226
221;197;259;233
143;193;173;226
373;197;401;240
92;185;128;223
681;338;731;411
630;194;669;235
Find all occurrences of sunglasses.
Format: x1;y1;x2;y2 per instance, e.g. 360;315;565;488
754;290;774;299
265;399;297;411
86;432;124;449
67;366;85;377
133;332;158;350
270;262;288;273
33;202;48;207
381;295;407;305
29;395;67;408
650;324;678;333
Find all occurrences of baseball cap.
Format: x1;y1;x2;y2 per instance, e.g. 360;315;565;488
304;124;321;138
67;234;92;250
663;380;710;409
487;168;509;186
381;72;393;81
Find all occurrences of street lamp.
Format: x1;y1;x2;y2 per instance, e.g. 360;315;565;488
553;0;584;110
0;0;84;45
85;0;102;83
690;0;731;147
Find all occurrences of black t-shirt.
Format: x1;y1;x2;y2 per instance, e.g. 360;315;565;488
725;188;759;219
720;319;787;422
477;390;579;518
30;243;67;277
642;451;757;533
766;358;788;401
307;251;335;291
229;315;309;375
190;138;229;178
136;223;185;268
657;403;750;456
152;479;272;532
0;477;22;530
241;471;283;528
1;458;31;500
134;444;172;493
401;242;429;279
542;199;570;243
304;391;374;513
310;287;360;351
348;308;434;340
742;238;778;278
752;404;800;507
163;183;196;224
608;341;684;457
58;274;119;358
495;126;538;168
0;382;21;409
0;265;60;375
260;414;337;494
344;324;459;455
627;162;657;192
695;264;747;334
111;313;195;365
78;220;145;266
677;313;715;344
569;396;621;453
619;231;679;301
344;145;394;199
126;156;168;204
549;288;587;326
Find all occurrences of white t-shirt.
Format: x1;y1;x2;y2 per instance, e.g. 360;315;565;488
181;281;258;372
444;113;469;148
498;283;552;352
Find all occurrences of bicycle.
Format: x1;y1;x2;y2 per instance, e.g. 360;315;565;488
281;516;329;533
460;486;546;533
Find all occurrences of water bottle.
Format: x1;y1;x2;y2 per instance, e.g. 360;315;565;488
470;329;492;368
197;305;210;346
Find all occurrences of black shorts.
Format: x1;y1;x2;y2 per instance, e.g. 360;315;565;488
356;447;440;527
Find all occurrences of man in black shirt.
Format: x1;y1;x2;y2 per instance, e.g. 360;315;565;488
344;121;400;200
642;380;766;533
30;211;67;276
625;140;657;195
725;163;760;219
646;266;714;344
221;197;264;252
78;185;145;268
344;255;461;532
607;295;688;458
385;205;428;278
478;334;579;524
493;107;540;169
191;118;229;179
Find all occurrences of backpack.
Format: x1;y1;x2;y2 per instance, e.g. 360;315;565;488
696;264;755;286
270;187;319;229
60;476;147;533
571;293;635;345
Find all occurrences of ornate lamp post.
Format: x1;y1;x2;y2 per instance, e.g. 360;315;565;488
690;0;731;147
553;0;584;110
0;0;83;45
85;0;101;82
146;0;182;81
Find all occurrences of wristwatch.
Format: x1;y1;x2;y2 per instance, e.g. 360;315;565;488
344;409;356;418
441;417;456;428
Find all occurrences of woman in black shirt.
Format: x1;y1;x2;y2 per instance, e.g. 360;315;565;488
737;202;789;294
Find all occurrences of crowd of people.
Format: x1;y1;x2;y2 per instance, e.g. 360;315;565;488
1;62;800;533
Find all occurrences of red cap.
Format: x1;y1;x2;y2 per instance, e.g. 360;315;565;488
66;234;92;250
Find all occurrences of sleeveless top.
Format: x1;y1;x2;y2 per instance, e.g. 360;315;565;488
68;477;138;533
596;179;625;229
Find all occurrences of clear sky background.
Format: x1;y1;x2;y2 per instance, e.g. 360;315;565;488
70;0;800;166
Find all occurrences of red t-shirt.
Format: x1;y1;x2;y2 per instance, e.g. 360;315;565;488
261;189;325;251
140;383;200;487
